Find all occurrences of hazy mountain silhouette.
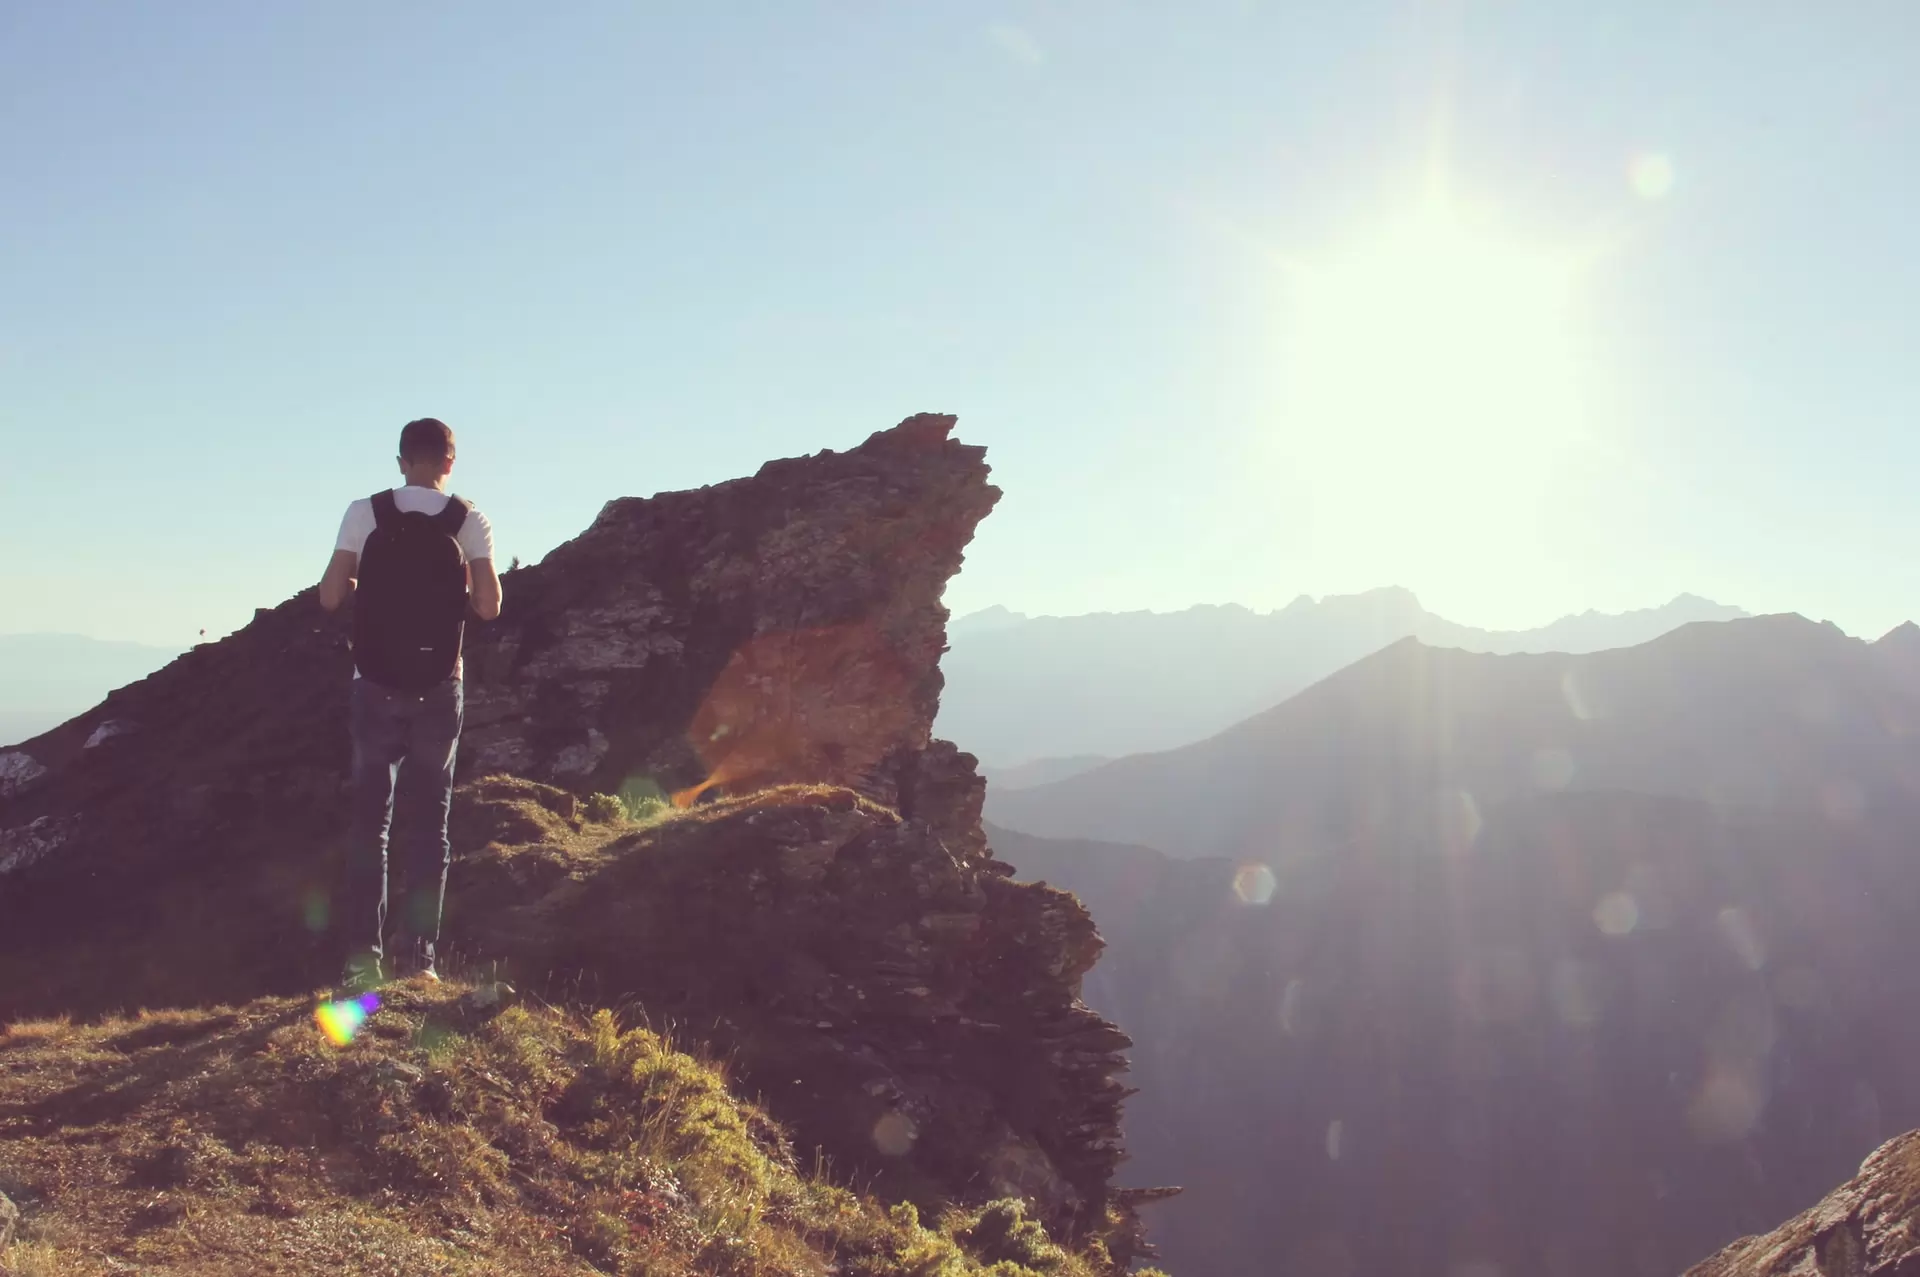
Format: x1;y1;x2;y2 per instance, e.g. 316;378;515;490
0;633;181;747
938;589;1745;765
981;754;1114;791
987;615;1920;1275
986;613;1908;857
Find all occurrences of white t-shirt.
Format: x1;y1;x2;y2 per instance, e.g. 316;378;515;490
335;486;495;564
334;486;496;681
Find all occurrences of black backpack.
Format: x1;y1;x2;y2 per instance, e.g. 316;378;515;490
351;490;471;690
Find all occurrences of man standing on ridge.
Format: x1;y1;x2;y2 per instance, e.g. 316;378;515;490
318;417;501;989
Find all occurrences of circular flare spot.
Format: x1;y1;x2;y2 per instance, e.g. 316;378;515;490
871;1111;918;1157
1594;892;1639;936
314;993;379;1048
1688;1066;1765;1142
1233;863;1278;906
1629;153;1676;200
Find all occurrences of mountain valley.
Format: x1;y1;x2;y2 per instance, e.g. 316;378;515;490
988;616;1920;1275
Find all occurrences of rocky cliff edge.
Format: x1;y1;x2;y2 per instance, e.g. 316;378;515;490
0;414;1153;1255
1687;1130;1920;1276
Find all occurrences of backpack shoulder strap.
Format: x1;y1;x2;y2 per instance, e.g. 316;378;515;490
370;489;399;527
434;495;471;535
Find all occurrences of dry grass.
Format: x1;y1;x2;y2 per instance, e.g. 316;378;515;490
0;980;1151;1277
0;1019;75;1047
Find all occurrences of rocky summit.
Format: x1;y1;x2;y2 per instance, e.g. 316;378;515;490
0;415;1153;1257
1686;1130;1920;1276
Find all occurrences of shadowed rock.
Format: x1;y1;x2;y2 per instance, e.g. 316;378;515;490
451;780;1136;1235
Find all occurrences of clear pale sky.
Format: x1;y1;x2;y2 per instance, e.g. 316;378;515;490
4;2;1917;647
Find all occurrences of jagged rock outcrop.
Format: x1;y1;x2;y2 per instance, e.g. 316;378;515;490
0;415;1146;1243
1;413;993;850
450;779;1135;1238
1686;1130;1920;1276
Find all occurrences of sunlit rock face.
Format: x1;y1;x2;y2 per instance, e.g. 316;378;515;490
1685;1130;1920;1276
0;417;1147;1246
992;615;1920;1277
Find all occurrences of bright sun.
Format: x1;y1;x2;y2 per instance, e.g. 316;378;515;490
1275;194;1594;595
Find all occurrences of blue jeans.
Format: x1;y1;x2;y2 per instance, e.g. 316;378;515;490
344;677;463;969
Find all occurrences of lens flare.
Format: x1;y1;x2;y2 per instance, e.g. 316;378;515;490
314;993;380;1047
301;889;330;933
1549;959;1603;1027
1629;153;1676;201
672;623;918;806
1232;863;1278;905
871;1110;918;1157
1688;1065;1765;1142
1715;906;1766;972
1593;891;1639;936
1279;978;1312;1038
1561;670;1596;721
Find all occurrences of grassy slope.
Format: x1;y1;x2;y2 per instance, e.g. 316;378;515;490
0;980;1160;1277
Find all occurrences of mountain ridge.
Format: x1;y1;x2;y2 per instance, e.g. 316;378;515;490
938;589;1749;765
0;632;183;748
982;606;1920;1274
985;611;1918;859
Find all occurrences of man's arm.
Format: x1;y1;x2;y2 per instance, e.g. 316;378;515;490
469;557;502;621
318;549;358;612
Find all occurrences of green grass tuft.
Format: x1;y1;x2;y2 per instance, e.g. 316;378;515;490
584;792;628;824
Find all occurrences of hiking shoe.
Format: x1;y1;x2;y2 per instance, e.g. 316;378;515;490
394;936;440;983
339;951;385;994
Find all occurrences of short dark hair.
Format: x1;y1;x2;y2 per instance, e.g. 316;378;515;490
398;417;455;463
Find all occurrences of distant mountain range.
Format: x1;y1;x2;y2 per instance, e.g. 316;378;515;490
2;593;1736;758
985;612;1913;858
987;614;1920;1276
978;754;1114;791
938;589;1747;766
0;633;181;747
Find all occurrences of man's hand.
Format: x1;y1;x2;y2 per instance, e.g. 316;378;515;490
468;558;503;621
319;550;358;612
